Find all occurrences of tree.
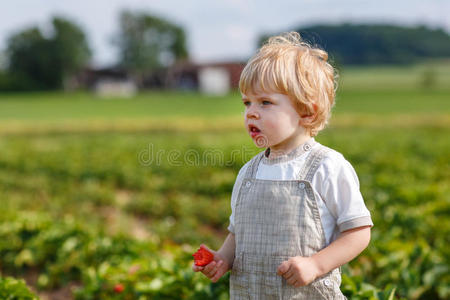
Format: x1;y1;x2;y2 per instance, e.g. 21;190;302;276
51;17;91;81
6;28;55;90
259;24;450;65
4;16;91;91
114;10;188;76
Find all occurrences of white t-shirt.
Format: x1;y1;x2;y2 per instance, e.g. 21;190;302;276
228;141;373;245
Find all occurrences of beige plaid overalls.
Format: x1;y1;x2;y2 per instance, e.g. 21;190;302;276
230;140;346;299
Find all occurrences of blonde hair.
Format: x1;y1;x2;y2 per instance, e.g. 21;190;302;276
239;31;338;136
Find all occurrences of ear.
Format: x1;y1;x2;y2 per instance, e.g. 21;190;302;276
299;104;317;124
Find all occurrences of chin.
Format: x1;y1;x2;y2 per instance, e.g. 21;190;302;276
253;135;270;148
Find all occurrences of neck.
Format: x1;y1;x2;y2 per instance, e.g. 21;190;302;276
268;133;312;159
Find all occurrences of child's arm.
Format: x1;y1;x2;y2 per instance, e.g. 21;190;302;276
277;226;371;287
218;232;236;268
192;233;236;282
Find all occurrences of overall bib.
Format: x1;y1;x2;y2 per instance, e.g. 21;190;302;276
230;140;346;299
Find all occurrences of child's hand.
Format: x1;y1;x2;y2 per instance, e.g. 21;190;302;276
192;244;231;283
276;256;320;287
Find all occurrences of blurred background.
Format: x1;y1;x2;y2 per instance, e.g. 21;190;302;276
0;1;449;299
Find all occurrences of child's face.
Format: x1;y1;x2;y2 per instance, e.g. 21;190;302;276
242;90;308;152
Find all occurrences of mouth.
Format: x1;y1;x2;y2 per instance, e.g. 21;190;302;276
248;124;261;138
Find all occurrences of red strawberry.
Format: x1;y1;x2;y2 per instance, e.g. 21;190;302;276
192;246;214;266
114;283;124;293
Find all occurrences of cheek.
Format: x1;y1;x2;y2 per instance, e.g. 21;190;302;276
268;113;299;131
264;119;298;140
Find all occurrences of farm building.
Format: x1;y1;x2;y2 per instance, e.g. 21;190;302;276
166;61;245;95
74;61;245;96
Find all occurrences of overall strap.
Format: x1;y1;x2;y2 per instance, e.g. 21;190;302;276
244;151;266;179
234;150;265;210
297;144;331;182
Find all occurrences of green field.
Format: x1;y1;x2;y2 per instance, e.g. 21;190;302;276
0;64;449;299
0;88;449;121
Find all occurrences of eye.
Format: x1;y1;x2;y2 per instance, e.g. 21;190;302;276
262;100;272;105
243;100;250;107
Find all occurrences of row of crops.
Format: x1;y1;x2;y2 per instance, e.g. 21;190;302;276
0;210;401;299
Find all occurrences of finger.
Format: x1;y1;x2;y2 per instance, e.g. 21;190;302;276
192;264;204;272
277;261;289;275
202;261;215;274
211;271;223;282
206;262;222;280
216;260;224;269
283;269;295;281
207;260;221;275
286;275;297;286
210;261;225;282
292;280;301;288
281;264;294;279
202;261;217;277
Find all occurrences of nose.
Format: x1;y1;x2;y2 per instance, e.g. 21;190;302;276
246;106;260;119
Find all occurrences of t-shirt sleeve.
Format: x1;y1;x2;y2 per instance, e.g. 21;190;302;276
315;152;373;232
227;161;250;234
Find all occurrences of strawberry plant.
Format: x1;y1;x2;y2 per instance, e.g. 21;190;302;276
0;276;39;300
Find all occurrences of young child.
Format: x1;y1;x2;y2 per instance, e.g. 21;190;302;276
192;32;373;299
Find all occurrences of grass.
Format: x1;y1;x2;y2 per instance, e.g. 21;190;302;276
0;88;449;125
0;91;242;120
0;88;448;138
339;60;450;90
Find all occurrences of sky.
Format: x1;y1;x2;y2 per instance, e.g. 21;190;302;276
0;0;448;67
